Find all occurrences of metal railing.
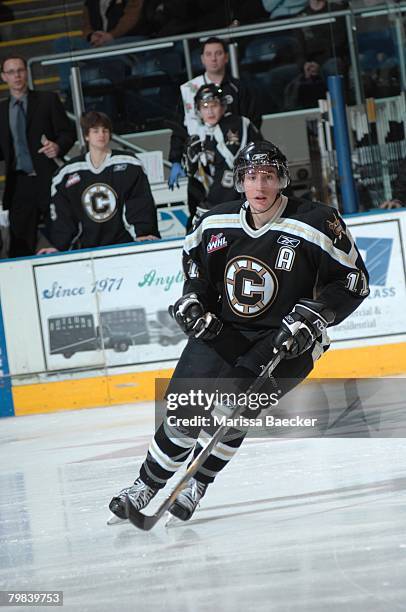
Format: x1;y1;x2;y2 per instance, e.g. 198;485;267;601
26;2;406;163
28;1;406;93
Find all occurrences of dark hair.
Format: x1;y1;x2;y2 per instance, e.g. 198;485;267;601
202;37;228;54
80;111;112;137
1;55;27;73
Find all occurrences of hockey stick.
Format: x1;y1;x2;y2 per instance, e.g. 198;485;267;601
126;348;286;531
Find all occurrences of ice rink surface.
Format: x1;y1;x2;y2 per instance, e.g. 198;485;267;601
1;398;406;612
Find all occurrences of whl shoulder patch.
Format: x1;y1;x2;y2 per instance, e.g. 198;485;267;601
207;233;228;253
66;173;81;188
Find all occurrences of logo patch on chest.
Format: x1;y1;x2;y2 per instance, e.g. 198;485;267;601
224;256;278;317
207;233;228;253
113;164;127;172
81;183;118;222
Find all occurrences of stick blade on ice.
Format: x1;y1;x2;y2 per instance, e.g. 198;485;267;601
125;497;159;531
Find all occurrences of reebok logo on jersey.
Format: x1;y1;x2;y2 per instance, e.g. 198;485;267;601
113;164;127;172
65;173;81;188
207;233;227;253
277;235;301;248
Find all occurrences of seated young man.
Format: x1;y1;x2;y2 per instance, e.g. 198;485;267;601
108;140;370;524
43;111;160;252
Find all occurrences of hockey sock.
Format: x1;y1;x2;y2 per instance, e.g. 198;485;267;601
139;421;196;489
192;427;246;484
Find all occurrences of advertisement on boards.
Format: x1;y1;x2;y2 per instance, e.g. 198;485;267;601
157;205;188;239
330;218;406;342
30;216;406;371
33;244;186;372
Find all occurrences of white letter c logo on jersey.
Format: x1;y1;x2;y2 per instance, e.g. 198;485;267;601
225;256;278;317
82;183;118;222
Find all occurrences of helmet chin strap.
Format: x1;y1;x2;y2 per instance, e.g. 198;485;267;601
248;191;281;215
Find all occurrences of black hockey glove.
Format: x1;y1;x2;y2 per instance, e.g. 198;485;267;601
169;293;223;341
273;299;335;359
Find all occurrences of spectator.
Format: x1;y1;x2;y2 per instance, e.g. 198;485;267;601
295;0;348;78
262;0;307;19
262;0;346;112
284;60;327;110
230;1;269;25
143;0;194;37
168;37;261;222
0;55;75;257
55;0;146;103
145;0;268;37
183;0;268;31
185;84;262;223
41;111;160;253
380;159;406;209
82;0;145;46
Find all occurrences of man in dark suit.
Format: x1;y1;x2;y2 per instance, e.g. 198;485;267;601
0;54;75;257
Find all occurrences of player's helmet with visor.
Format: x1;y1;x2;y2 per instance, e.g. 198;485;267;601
233;140;290;193
194;83;227;115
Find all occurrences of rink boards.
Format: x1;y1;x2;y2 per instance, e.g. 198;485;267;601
0;208;405;417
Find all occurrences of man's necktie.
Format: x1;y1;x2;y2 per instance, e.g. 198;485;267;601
15;100;34;174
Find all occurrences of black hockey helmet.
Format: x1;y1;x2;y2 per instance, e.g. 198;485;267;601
233;140;290;193
194;83;227;114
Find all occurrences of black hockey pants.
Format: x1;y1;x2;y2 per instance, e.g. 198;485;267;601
139;338;315;488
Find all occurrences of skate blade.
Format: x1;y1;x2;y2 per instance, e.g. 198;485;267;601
164;511;183;528
167;500;190;522
107;514;129;526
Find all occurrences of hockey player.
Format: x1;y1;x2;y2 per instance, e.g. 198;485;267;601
45;111;160;251
168;37;261;228
185;83;261;223
109;140;369;523
168;37;261;189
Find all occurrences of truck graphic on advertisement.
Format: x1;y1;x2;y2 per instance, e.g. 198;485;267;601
48;307;183;358
148;310;185;346
48;313;98;359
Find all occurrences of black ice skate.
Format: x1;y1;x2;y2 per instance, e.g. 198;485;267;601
168;478;208;521
108;478;158;524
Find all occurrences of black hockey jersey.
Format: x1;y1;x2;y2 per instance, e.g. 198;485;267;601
49;150;160;250
186;113;261;210
182;197;369;333
169;74;262;164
